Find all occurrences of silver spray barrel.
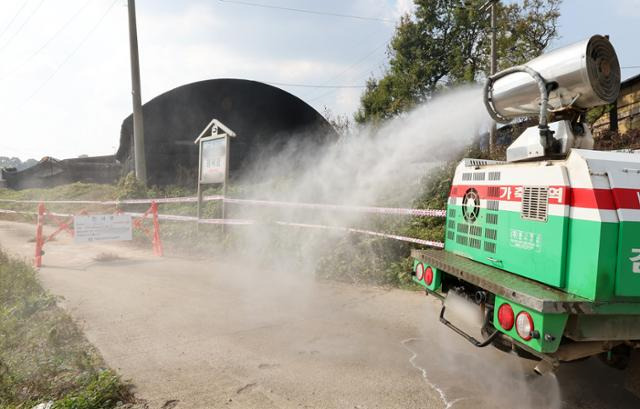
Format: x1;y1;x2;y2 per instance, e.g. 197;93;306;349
486;35;620;122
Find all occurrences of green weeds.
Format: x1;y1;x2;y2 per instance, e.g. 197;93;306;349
0;249;135;408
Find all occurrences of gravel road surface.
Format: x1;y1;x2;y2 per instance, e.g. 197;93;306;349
1;220;638;409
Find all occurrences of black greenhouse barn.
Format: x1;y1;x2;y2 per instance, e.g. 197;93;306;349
117;78;337;186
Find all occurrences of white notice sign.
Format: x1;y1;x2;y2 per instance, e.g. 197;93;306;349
200;137;226;184
74;214;133;243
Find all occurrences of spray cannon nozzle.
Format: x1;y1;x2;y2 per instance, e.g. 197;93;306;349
487;35;620;162
484;65;550;127
484;35;619;124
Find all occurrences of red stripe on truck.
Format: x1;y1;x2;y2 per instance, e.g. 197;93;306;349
450;185;568;205
569;188;616;210
450;185;640;210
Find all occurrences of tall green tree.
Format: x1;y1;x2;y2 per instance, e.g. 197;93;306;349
355;0;561;123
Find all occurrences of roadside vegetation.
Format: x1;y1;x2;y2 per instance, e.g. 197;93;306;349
1;128;636;289
0;248;137;408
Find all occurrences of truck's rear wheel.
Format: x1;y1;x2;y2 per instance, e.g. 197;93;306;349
599;344;632;370
623;349;640;398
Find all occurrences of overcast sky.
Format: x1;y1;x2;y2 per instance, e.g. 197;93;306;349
0;0;638;161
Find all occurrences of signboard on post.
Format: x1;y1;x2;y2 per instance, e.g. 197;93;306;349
200;136;227;184
74;214;133;243
194;119;236;224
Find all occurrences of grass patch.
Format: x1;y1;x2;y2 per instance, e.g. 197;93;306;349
0;248;137;408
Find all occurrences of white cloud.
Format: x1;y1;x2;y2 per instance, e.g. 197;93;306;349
393;0;416;19
615;0;640;16
0;0;397;160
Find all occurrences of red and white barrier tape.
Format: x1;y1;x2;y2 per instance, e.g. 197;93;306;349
0;209;442;248
0;209;35;215
0;195;445;217
0;209;73;217
274;221;444;248
219;197;446;217
0;196;202;205
123;212;255;225
0;199;110;205
198;218;255;225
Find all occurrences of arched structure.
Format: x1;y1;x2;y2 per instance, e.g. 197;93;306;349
116;78;337;186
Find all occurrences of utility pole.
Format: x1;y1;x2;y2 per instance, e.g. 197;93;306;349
489;1;497;156
480;0;499;156
127;0;147;185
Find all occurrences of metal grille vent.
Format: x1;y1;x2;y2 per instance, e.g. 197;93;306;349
469;238;482;249
448;209;456;218
488;186;500;197
522;186;549;222
487;200;500;211
448;220;456;229
485;228;497;240
484;242;496;253
449;197;457;205
447;231;455;240
488;171;501;181
473;172;486;181
457;223;470;234
486;213;498;224
456;235;469;246
469;226;482;236
462;173;472;181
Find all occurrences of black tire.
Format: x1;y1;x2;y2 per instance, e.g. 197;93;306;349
599;344;632;370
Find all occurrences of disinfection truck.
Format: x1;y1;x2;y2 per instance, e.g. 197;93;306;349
411;35;640;377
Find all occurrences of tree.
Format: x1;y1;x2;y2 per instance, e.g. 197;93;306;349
322;106;353;137
0;156;38;171
355;0;561;123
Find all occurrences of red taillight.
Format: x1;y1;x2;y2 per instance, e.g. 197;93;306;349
415;263;424;281
516;311;534;341
424;266;434;285
497;303;514;330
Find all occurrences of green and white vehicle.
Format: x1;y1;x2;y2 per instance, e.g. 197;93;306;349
411;35;640;376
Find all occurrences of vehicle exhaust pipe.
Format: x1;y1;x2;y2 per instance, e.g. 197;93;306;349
533;359;556;376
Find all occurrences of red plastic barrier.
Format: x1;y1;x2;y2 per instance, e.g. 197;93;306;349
132;201;163;257
151;202;164;256
33;202;75;268
33;201;163;267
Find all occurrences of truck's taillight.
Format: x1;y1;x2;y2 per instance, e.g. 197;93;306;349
415;263;424;281
424;266;434;285
516;311;534;341
497;303;514;330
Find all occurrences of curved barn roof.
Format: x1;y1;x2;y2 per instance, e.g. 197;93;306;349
117;78;337;186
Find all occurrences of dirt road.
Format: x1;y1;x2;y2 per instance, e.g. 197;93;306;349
1;220;638;409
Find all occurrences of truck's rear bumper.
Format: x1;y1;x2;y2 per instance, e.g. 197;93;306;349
411;248;592;314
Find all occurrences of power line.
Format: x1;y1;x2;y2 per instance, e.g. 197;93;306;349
217;0;392;23
308;57;388;103
0;0;93;81
303;39;389;100
0;0;46;52
21;0;119;105
264;81;366;89
0;1;29;42
622;66;640;69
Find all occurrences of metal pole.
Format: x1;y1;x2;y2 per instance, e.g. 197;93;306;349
221;134;230;234
488;2;497;155
127;0;147;185
196;140;203;220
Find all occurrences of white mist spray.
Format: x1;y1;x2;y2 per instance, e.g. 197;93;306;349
211;85;564;408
